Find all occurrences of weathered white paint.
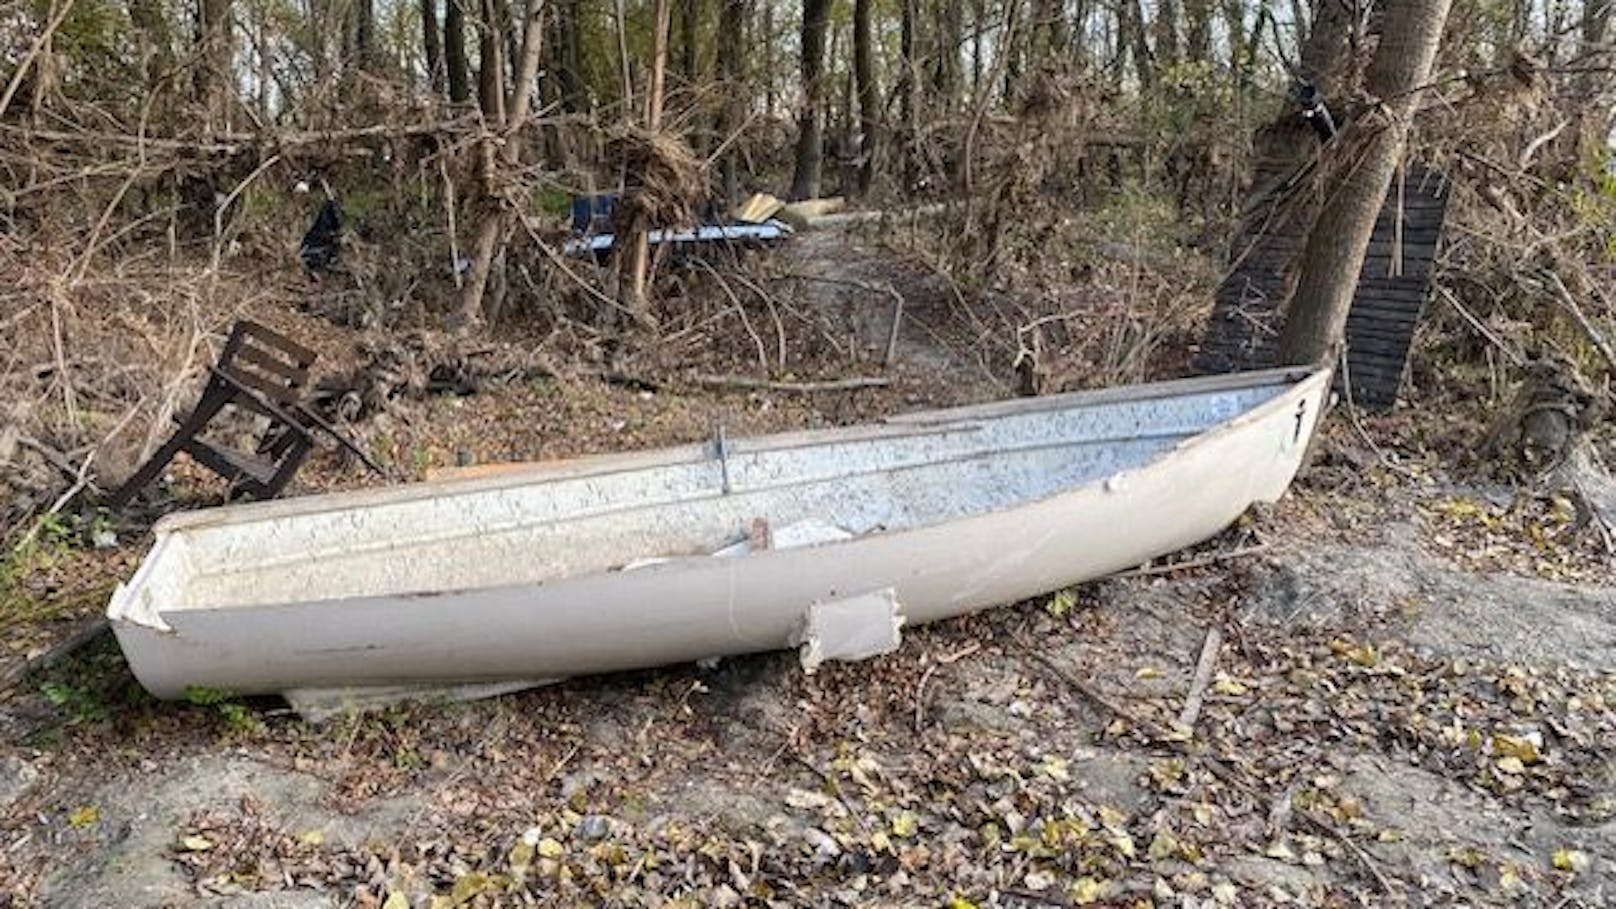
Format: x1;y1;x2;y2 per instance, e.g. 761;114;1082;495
109;367;1329;712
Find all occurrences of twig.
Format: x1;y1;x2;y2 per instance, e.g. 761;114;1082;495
0;0;75;120
912;642;982;732
689;374;891;394
1543;270;1616;371
1176;628;1223;733
1111;543;1270;579
1298;811;1395;895
0;618;111;695
1020;645;1174;740
1435;286;1525;367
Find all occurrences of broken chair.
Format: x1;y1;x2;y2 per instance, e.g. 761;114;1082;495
111;321;320;507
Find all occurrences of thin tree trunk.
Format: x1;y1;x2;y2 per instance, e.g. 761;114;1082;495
1186;0;1211;62
616;0;670;326
445;0;472;102
356;0;377;72
129;0;174;90
1277;0;1454;366
717;0;745;203
681;0;699;87
1121;0;1153;91
422;0;443;93
1299;0;1354;97
854;0;879;195
478;0;507;117
554;0;583;111
1221;0;1247;84
1152;0;1179;68
195;0;234;128
456;0;547;328
790;0;832;200
763;0;776;116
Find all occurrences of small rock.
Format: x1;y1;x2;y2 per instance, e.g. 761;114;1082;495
91;528;118;549
803;827;841;863
0;753;40;812
576;814;610;841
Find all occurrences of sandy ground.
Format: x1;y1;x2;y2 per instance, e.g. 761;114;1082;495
3;224;1614;907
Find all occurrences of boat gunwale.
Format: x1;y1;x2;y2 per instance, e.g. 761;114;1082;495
149;366;1319;537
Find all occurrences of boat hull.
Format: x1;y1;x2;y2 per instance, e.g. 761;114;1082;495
109;368;1329;710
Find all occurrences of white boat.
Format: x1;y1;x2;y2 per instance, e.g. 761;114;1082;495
108;367;1329;717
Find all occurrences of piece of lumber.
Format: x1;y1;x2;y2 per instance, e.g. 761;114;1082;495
1176;628;1223;732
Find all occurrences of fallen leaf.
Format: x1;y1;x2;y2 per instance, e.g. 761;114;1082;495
890;811;918;838
1493;734;1542;765
1552;848;1590;873
1071;877;1105;904
537;837;565;859
178;835;214;852
382;893;409;909
67;806;99;828
297;829;325;846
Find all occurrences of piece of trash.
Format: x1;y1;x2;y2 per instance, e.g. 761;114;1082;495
795;588;905;672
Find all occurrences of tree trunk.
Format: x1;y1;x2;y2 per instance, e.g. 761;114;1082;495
356;0;377;72
717;0;745;203
1121;0;1153;91
478;0;507;118
195;0;234;127
681;0;699;87
790;0;832;200
446;0;472;102
616;0;671;327
933;0;963;106
1277;0;1454;366
1185;0;1211;62
853;0;879;196
455;0;547;328
763;0;776;116
129;0;174;91
1221;0;1247;83
1152;0;1179;69
554;0;584;111
422;0;444;93
1299;0;1354;98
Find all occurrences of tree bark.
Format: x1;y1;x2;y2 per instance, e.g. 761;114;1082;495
1277;0;1454;366
717;0;746;203
1299;0;1355;98
129;0;175;90
681;0;699;87
554;0;584;112
478;0;508;118
1152;0;1180;69
445;0;472;102
615;0;671;327
422;0;444;93
790;0;832;200
195;0;234;127
1185;0;1212;63
455;0;547;328
355;0;377;73
1121;0;1153;91
853;0;879;196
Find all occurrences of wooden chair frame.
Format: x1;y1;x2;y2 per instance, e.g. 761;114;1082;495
111;321;319;507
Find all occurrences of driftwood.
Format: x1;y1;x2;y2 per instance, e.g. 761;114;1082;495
689;374;891;394
1176;628;1224;732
